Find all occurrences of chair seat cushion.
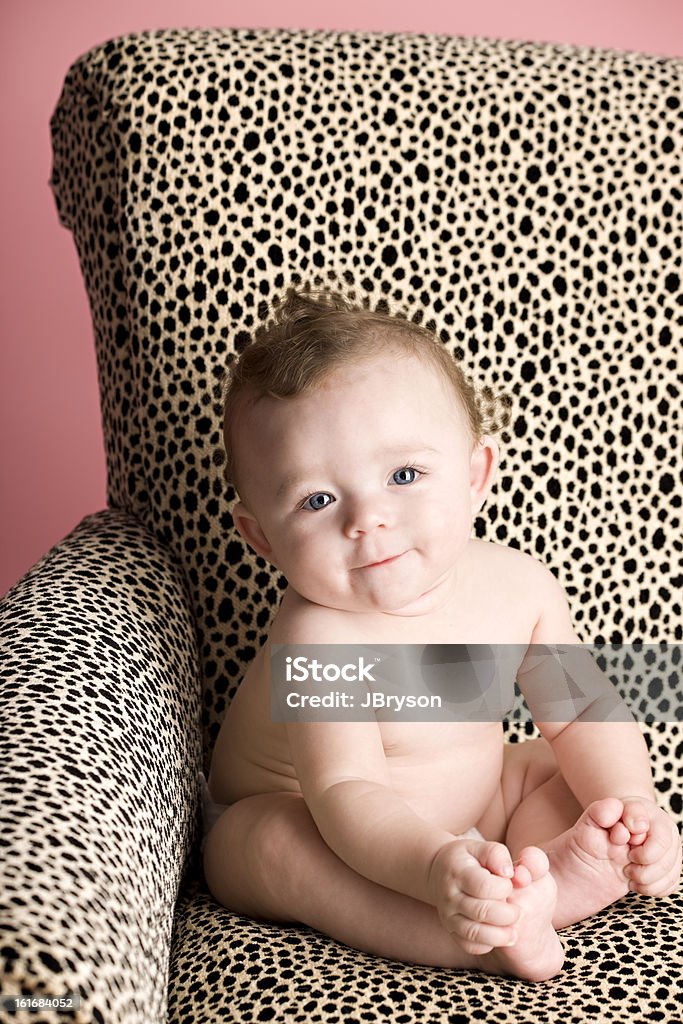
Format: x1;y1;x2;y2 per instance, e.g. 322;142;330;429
169;860;683;1023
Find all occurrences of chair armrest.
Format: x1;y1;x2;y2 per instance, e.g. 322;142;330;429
0;510;202;1024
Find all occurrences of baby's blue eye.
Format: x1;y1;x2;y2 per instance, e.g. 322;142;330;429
302;492;334;512
393;467;419;485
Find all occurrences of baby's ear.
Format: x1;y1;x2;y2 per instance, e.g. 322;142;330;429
469;435;500;515
232;501;278;564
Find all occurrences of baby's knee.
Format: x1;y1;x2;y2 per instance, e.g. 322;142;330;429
246;793;316;866
203;793;310;919
215;792;309;857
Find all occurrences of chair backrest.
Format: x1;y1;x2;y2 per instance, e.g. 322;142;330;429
50;28;682;757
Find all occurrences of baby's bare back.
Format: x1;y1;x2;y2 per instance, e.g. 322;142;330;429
210;540;543;834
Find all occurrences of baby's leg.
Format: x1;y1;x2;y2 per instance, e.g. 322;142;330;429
202;791;562;981
497;738;632;929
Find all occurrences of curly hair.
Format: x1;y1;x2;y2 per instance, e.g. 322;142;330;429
222;284;511;495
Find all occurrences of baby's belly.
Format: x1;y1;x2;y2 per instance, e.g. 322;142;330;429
215;715;504;837
382;722;504;834
210;646;505;832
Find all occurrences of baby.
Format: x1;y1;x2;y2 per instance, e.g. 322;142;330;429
203;287;681;982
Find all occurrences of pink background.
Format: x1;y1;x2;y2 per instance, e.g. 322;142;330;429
2;1;682;596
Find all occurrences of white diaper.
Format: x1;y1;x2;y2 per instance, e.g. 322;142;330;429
453;827;484;841
198;771;230;853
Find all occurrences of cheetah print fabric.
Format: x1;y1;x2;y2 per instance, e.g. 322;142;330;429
1;511;203;1021
1;26;680;1023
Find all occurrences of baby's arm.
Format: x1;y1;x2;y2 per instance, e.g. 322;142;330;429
286;716;521;953
519;565;657;803
518;563;681;895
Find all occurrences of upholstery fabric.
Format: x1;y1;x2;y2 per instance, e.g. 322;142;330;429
1;26;680;1023
1;511;202;1022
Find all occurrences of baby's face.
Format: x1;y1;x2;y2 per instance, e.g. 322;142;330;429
232;350;498;617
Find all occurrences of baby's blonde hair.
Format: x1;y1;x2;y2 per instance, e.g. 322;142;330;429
222;285;511;496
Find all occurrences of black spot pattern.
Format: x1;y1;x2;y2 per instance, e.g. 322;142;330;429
1;27;680;1023
1;512;202;1021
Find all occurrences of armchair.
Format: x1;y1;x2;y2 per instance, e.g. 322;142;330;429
1;27;681;1024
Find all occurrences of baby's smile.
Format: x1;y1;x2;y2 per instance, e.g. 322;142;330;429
231;349;499;617
355;550;409;570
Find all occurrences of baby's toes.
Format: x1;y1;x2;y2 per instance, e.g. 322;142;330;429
609;820;632;846
587;797;625;831
512;846;550;889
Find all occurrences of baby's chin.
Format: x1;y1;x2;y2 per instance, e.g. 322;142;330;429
291;579;446;618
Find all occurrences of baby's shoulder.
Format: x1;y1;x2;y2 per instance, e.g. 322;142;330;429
465;539;577;639
466;538;549;581
465;540;565;610
269;588;360;644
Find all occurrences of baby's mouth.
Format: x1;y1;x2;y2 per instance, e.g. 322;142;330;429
358;551;407;569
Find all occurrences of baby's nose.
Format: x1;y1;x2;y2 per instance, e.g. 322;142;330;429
342;496;390;537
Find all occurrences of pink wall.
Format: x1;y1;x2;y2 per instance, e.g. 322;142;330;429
2;0;682;596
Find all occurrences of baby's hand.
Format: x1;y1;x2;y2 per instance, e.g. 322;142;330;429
427;838;520;954
620;797;682;897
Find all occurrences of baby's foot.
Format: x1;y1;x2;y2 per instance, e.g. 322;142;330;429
542;798;632;930
484;847;564;982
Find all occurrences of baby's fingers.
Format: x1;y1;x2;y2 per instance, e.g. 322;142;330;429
447;913;519;955
625;862;680;897
628;821;681;867
628;837;665;866
458;861;513;904
458;850;514;903
625;845;682;896
473;841;515;882
455;893;520;930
